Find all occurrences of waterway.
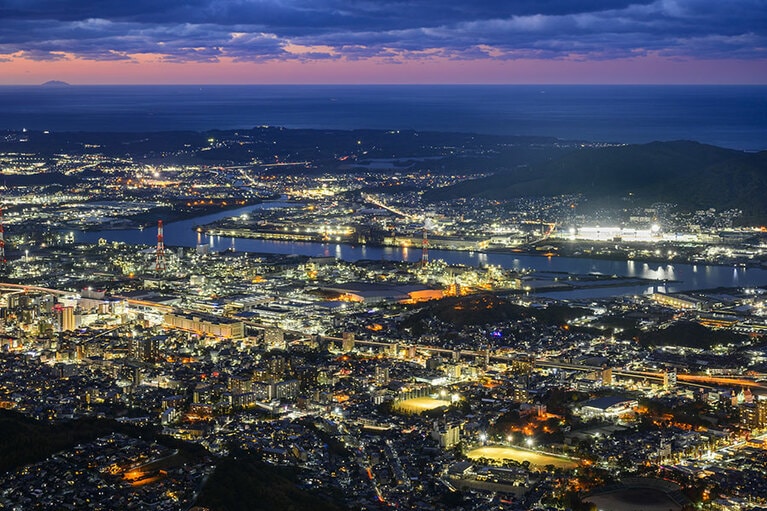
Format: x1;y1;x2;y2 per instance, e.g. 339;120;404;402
74;202;767;299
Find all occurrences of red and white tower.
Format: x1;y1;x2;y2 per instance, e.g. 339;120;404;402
156;220;166;272
0;206;5;264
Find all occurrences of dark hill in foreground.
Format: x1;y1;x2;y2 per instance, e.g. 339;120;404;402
195;451;347;511
426;141;767;222
0;410;346;511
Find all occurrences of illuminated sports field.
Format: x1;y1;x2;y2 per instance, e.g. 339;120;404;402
394;397;451;413
467;446;578;469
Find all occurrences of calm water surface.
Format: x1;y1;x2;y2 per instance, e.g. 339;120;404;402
75;203;767;299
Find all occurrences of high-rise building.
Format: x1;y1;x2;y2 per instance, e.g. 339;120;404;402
272;379;300;400
432;421;461;448
342;331;355;352
264;327;286;349
375;366;390;386
663;369;677;390
759;397;767;427
228;375;253;393
60;306;76;332
738;398;767;429
267;355;287;378
131;336;160;363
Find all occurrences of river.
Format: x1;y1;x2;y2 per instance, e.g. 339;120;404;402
74;202;767;299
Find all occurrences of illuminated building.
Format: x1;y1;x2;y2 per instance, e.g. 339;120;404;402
663;369;677;390
163;311;244;340
59;305;76;332
739;397;767;429
342;331;355;352
264;327;286;349
578;396;638;419
131;337;160;363
432;421;461;448
651;292;703;310
320;282;443;304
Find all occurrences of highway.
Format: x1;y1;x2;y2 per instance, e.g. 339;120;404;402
0;282;174;312
336;335;767;390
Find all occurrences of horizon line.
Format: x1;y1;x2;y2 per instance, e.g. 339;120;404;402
3;82;767;87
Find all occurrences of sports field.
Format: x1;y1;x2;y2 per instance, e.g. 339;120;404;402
466;446;578;469
394;397;450;413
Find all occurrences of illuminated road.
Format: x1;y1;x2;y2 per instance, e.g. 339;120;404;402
330;334;767;390
675;373;767;388
535;359;767;390
362;194;417;220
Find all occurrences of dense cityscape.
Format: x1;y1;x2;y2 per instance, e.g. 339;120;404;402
1;127;767;511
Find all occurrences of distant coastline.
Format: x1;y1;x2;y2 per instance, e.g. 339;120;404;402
0;84;764;151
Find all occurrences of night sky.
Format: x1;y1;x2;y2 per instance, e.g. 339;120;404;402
0;0;765;84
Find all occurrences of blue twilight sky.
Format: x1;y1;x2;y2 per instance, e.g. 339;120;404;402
0;0;765;84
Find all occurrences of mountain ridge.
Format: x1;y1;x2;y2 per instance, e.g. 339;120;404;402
425;140;767;222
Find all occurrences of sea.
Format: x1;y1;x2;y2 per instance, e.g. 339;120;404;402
0;84;765;151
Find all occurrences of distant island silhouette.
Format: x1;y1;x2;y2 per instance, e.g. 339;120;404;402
40;80;71;87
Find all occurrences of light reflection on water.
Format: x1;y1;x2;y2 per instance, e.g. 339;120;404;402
74;202;767;299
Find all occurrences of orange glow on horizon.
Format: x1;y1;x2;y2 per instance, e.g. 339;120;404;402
1;52;765;85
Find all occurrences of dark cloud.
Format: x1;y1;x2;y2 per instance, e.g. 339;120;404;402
0;0;764;62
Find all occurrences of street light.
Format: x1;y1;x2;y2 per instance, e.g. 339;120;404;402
507;434;513;444
525;438;534;447
479;432;487;444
